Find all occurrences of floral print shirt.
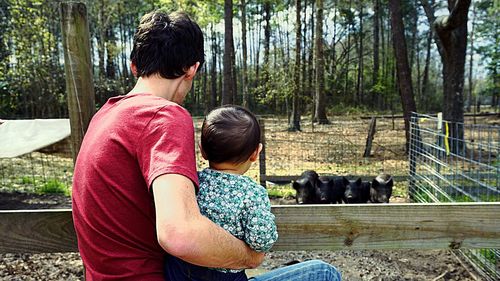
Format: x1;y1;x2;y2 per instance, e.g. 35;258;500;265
197;168;278;273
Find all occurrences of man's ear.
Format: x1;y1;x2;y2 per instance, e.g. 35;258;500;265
130;62;138;77
184;62;200;80
249;143;263;162
199;142;208;160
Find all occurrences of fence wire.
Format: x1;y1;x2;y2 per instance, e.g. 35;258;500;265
0;116;411;195
256;116;408;179
409;112;500;281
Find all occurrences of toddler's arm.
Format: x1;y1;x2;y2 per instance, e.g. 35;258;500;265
243;186;278;252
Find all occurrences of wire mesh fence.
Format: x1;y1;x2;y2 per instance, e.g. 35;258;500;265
1;115;409;194
194;115;409;185
409;112;500;280
256;115;408;178
0;152;73;195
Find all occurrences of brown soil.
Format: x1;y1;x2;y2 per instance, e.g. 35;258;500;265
0;192;482;281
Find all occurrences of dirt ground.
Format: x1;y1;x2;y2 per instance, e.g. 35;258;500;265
0;192;483;281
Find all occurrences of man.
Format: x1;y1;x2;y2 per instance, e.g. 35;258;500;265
72;10;263;280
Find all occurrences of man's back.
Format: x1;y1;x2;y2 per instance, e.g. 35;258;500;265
72;93;197;280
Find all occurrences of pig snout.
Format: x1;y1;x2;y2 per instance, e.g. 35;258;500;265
345;190;355;201
378;194;388;203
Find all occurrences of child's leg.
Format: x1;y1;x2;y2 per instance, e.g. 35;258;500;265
249;260;341;281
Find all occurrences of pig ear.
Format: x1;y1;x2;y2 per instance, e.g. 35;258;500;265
343;177;349;186
372;179;379;187
355;178;362;185
387;177;394;188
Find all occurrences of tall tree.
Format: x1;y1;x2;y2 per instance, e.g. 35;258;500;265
421;28;432;109
356;1;364;104
314;0;329;123
210;23;218;111
241;0;249;108
263;0;272;92
389;0;417;150
372;0;380;90
289;0;302;131
222;0;235;104
466;3;476;112
421;0;472;153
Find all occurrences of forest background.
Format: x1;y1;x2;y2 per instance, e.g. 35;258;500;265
0;0;498;126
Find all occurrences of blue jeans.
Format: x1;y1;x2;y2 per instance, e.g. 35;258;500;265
165;254;248;281
250;260;341;281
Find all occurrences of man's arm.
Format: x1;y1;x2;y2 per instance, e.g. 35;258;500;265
152;173;264;269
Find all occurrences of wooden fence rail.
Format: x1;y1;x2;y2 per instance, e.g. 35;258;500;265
1;203;499;254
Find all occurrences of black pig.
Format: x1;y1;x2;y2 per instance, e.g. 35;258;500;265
370;174;394;203
344;177;370;203
292;170;319;204
317;176;349;204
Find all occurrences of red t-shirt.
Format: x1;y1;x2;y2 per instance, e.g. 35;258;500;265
72;93;198;281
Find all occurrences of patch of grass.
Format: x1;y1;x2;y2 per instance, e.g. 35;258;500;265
21;176;35;185
451;194;475;202
392;180;408;198
479;249;498;264
36;179;70;196
267;184;295;199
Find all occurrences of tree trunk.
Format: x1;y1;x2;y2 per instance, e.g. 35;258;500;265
301;0;308;109
344;0;353;101
241;0;249;108
373;0;380;89
389;0;417;151
467;3;475;113
105;26;116;79
222;0;235;105
314;0;328;124
263;0;271;98
210;24;217;111
357;3;364;104
421;0;471;154
289;0;302;131
421;28;432;110
308;0;315;117
97;0;105;79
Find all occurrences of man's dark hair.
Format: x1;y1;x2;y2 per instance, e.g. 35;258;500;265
130;10;205;79
201;105;261;164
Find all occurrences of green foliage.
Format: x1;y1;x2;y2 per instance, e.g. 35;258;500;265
1;0;495;118
474;0;499;103
94;78;124;108
36;179;69;196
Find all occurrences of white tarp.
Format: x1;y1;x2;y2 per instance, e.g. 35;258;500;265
0;119;70;158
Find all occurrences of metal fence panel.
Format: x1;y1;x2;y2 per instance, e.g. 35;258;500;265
409;112;500;280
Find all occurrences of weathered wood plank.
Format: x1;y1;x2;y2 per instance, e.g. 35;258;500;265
0;209;77;253
0;203;499;253
272;203;500;251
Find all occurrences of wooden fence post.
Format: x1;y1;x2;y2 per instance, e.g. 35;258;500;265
60;2;95;164
363;117;377;157
259;119;267;187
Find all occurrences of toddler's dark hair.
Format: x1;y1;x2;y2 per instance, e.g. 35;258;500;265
201;105;261;164
130;10;205;79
